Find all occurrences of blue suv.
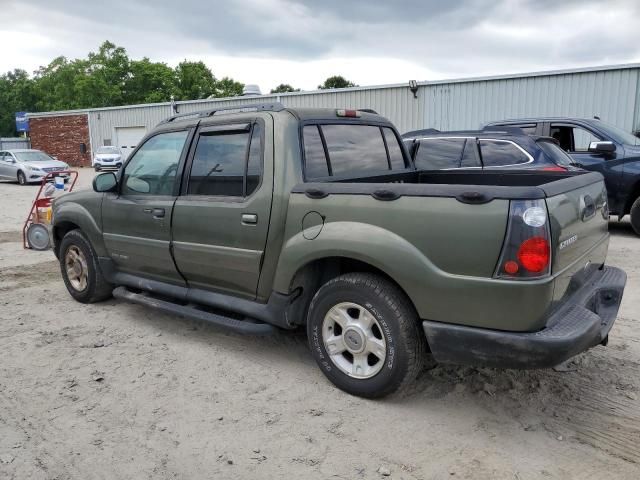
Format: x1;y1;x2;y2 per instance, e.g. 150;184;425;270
487;118;640;235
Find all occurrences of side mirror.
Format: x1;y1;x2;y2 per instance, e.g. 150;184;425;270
93;172;118;193
588;141;616;155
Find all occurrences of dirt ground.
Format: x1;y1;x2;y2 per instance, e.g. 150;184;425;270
1;170;639;480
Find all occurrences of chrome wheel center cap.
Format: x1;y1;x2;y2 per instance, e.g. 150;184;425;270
343;327;366;354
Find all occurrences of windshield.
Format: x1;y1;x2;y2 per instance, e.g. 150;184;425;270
593;121;640;146
97;146;121;154
537;140;575;167
14;151;55;162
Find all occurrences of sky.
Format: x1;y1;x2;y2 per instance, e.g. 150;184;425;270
1;0;640;93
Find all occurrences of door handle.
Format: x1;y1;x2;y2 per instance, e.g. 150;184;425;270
143;207;165;219
241;213;258;225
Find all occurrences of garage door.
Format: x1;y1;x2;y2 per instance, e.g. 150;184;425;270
116;126;147;159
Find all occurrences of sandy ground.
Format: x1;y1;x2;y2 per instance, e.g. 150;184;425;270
1;170;639;480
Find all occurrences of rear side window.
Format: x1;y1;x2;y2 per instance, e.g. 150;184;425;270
382;128;406;169
537;140;574;167
460;140;480;168
321;125;388;176
414;138;466;170
303;126;329;178
302;124;407;180
479;139;530;167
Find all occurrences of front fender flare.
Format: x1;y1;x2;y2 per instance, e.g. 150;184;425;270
53;203;107;256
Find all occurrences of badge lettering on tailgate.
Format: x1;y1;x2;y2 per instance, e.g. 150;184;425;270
559;234;578;250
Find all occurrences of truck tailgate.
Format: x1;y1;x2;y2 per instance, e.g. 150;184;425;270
544;173;609;276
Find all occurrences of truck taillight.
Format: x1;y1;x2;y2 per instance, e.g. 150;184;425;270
494;199;552;279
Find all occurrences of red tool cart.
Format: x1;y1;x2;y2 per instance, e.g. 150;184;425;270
23;171;79;250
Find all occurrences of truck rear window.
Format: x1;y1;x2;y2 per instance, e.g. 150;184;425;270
303;124;407;180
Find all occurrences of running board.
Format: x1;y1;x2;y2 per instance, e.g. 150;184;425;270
112;286;277;335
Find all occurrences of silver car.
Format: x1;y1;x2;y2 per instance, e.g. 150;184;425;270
93;146;123;171
0;149;70;185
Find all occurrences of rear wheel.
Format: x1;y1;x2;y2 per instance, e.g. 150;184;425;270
17;170;27;185
59;229;113;303
630;197;640;236
307;273;426;398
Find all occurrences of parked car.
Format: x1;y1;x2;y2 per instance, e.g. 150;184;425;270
487;117;640;234
93;146;123;172
0;149;69;185
50;104;625;398
402;127;577;172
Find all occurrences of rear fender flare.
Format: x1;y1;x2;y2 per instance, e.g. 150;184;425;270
273;221;442;316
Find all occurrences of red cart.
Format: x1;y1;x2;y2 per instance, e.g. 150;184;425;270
23;170;79;250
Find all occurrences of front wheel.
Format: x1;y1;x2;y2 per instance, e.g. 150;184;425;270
17;170;27;185
307;273;426;398
59;229;113;303
630;197;640;236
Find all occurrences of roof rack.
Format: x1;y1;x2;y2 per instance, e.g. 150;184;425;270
159;102;286;125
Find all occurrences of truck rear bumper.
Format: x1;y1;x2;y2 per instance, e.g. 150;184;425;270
422;266;626;369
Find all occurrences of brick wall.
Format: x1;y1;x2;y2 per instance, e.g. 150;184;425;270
29;114;92;167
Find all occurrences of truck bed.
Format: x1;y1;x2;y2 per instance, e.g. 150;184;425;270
297;170;603;202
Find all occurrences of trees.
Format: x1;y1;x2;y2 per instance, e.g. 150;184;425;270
174;60;217;100
270;84;300;93
318;76;357;90
0;41;246;136
0;69;38;137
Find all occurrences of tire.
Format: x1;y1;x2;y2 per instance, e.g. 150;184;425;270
17;170;27;185
306;273;426;398
94;165;101;172
59;229;113;303
631;197;640;236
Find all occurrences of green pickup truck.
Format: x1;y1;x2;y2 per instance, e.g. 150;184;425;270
50;103;626;398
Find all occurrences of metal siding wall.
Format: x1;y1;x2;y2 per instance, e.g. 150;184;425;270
89;105;172;149
428;68;639;131
83;66;640;144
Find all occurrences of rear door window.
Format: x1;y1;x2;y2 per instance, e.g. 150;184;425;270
479;139;531;167
414;138;466;170
186;123;264;198
189;131;249;196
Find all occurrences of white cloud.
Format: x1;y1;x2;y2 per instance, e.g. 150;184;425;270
1;0;639;93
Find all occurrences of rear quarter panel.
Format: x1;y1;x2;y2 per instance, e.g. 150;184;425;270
274;193;556;332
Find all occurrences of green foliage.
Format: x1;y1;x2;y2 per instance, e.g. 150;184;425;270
270;83;300;93
318;75;357;90
0;69;38;137
0;41;246;136
174;60;218;100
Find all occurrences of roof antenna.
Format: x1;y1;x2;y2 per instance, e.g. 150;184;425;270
593;115;600;120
